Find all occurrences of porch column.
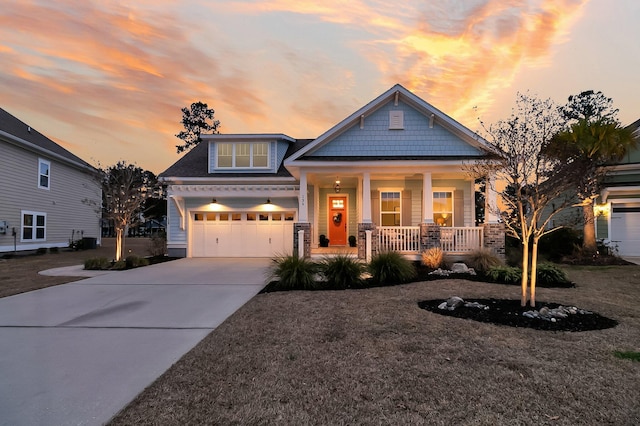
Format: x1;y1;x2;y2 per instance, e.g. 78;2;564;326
362;172;372;223
298;170;308;222
485;176;499;223
422;172;434;223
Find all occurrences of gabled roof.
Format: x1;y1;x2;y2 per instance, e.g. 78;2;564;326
285;84;495;163
0;108;95;172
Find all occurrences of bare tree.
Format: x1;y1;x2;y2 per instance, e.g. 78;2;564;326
469;93;577;307
101;162;151;261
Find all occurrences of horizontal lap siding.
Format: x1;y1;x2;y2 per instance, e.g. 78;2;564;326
0;141;100;251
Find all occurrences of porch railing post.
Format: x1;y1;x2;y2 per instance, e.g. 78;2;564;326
365;230;372;262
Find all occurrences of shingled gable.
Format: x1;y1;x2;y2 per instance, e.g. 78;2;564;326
0;108;95;172
285;84;494;164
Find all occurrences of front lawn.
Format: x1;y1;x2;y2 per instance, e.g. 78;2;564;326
109;264;640;425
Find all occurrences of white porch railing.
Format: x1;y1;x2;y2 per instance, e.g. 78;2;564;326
377;226;484;253
440;227;483;253
378;226;420;252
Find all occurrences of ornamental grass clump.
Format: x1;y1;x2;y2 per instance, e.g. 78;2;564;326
421;247;444;269
84;257;110;270
318;254;365;289
267;254;318;290
368;251;416;286
468;248;503;274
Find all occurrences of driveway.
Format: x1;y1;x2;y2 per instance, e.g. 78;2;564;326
0;258;269;426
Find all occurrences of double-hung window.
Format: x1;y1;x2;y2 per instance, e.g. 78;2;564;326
380;191;401;226
38;158;50;189
433;191;453;226
217;142;269;168
22;211;46;241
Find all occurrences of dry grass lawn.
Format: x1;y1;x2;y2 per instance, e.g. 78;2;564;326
0;238;154;298
109;265;640;425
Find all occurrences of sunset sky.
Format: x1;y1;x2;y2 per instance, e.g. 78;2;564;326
1;0;638;174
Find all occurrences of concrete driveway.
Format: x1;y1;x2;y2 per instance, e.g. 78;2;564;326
0;258;269;426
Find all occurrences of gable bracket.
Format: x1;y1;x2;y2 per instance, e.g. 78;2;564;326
169;195;186;230
394;91;399;106
429;113;435;128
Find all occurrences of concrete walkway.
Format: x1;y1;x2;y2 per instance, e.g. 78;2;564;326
0;258;269;426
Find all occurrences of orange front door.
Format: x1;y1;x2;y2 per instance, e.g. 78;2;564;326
328;196;347;246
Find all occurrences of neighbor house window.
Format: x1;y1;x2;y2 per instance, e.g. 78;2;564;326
381;191;401;226
22;211;46;241
433;191;453;226
216;142;269;168
38;158;50;189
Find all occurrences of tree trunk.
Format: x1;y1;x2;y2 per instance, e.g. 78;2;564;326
530;239;539;308
115;228;124;261
521;239;529;307
582;200;597;254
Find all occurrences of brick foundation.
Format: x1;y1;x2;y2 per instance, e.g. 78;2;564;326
357;223;376;259
420;223;441;251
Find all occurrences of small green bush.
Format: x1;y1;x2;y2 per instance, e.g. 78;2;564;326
486;265;522;284
468;248;503;274
84;257;110;270
421;247;444;269
49;247;59;254
535;263;570;286
36;247;47;255
318;254;364;289
267;254;318;290
112;260;127;270
125;255;149;268
368;251;416;285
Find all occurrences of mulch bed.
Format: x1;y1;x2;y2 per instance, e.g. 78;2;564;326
419;298;619;332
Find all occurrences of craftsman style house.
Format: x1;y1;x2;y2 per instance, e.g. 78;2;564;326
594;118;640;256
0;108;101;253
161;84;504;259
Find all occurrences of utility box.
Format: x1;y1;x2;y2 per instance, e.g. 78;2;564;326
0;221;7;234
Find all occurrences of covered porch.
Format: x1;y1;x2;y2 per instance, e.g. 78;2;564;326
292;167;503;260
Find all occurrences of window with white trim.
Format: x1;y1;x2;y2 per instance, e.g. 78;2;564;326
380;191;401;226
38;158;50;189
217;142;269;168
22;211;46;241
433;191;453;226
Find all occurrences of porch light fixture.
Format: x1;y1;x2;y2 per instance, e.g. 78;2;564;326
334;180;341;193
266;198;272;204
211;198;217;204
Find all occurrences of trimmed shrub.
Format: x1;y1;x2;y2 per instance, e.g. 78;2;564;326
112;260;127;270
421;247;444;269
486;265;522;284
539;228;581;261
468;248;503;274
535;263;571;286
267;254;318;290
125;255;150;268
318;254;364;289
84;257;110;270
368;251;416;285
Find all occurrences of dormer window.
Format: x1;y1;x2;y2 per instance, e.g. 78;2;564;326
217;142;269;169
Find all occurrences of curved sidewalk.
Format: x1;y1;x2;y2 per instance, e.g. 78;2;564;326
0;258;269;426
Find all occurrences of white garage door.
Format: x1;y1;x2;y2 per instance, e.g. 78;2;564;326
610;206;640;256
191;211;294;257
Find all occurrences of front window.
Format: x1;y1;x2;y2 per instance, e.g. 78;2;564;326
433;191;453;226
38;159;50;189
381;191;401;226
22;211;46;241
217;142;269;168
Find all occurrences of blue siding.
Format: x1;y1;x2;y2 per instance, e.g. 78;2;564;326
309;100;482;157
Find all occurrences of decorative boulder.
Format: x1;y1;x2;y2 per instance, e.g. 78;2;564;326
451;263;469;273
446;296;465;309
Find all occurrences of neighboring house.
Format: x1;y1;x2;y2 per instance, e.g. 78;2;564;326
595;118;640;256
160;84;504;259
0;108;101;253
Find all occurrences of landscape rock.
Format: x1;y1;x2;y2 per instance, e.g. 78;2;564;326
451;263;469;273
